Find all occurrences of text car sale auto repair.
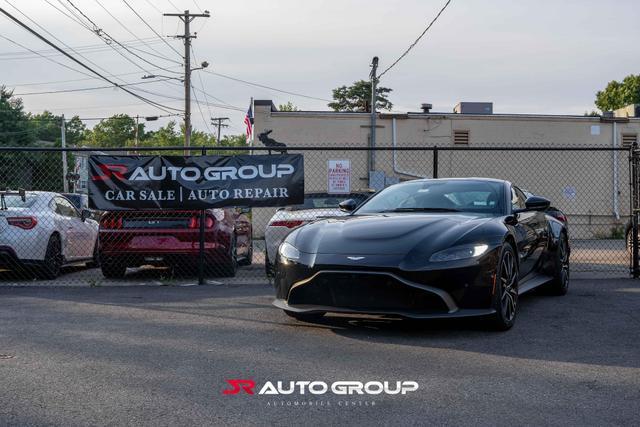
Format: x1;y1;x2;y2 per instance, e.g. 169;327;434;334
88;154;304;210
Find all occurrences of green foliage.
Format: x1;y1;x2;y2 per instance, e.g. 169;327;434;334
85;114;137;148
328;80;393;112
0;88;64;191
278;101;300;112
595;74;640;112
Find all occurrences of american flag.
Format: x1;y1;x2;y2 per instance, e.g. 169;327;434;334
244;101;253;143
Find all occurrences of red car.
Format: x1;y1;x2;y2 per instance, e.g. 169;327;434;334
98;208;252;278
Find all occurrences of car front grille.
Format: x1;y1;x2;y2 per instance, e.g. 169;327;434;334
287;271;450;313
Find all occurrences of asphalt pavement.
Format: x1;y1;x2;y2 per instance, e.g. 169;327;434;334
1;276;639;426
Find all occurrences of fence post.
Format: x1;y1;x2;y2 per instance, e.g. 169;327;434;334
198;145;206;285
433;146;438;178
632;142;640;278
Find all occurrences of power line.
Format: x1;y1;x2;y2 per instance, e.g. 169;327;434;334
191;46;214;123
378;0;452;78
92;0;182;66
4;66;182;87
3;0;127;83
143;0;162;14
91;0;181;65
0;33;96;79
58;0;182;76
0;7;183;114
122;0;183;58
203;70;332;102
191;83;212;133
0;37;164;59
12;78;174;96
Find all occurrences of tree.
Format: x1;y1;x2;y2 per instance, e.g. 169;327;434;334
595;74;640;112
328;80;393;112
278;101;300;112
85;114;136;148
0;88;65;191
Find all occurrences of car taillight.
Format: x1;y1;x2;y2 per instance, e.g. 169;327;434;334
270;220;306;228
100;216;122;229
7;216;37;230
553;213;568;223
188;214;215;229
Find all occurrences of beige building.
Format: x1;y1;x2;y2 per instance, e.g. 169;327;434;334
252;100;640;239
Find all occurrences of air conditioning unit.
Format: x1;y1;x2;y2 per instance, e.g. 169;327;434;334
454;102;493;115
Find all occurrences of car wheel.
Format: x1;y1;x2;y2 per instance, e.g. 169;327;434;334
284;310;325;321
221;234;238;277
101;261;126;279
265;252;274;277
37;234;63;280
489;244;518;331
546;234;570;296
239;244;253;266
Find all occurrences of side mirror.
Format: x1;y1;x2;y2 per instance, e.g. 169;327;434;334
523;196;550;212
339;199;358;212
81;208;91;222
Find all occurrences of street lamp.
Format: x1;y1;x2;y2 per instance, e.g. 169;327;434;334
141;74;184;82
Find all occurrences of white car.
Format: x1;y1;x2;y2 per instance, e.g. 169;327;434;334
0;190;99;279
264;192;372;275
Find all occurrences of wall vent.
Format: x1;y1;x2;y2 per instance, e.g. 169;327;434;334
453;130;470;145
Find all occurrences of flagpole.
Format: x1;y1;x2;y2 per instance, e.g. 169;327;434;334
249;97;254;156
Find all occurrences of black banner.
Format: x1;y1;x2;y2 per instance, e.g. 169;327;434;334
88;154;304;210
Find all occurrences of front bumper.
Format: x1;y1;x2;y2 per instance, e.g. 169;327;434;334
274;248;501;317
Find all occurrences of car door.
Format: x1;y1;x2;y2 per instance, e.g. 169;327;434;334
511;186;545;277
54;197;84;260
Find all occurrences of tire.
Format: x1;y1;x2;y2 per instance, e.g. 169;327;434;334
488;244;518;331
284;310;325;321
239;244;253;266
546;234;570;296
220;234;238;277
37;234;63;280
101;261;126;279
265;252;274;278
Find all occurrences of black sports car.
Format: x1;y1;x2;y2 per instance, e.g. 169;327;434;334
272;178;570;330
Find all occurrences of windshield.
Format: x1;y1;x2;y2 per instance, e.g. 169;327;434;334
287;193;370;211
356;180;505;215
1;195;36;209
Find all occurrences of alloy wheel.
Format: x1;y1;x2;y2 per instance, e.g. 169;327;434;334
500;250;518;322
558;237;569;288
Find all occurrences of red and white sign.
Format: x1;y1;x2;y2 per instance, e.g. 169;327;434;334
327;159;351;194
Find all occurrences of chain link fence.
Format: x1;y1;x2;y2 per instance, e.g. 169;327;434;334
0;145;634;287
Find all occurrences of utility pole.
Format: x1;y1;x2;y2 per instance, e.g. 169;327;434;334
210;117;229;145
61;114;68;193
164;9;210;155
132;115;139;155
369;56;379;172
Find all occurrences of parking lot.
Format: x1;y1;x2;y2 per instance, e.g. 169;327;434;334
0;239;631;288
1;273;639;426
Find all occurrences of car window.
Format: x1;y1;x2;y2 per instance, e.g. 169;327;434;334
511;187;526;211
55;197;79;218
356;180;504;214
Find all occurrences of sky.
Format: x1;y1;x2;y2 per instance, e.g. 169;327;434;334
1;0;639;136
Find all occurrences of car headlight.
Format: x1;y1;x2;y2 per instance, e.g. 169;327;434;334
429;244;489;262
279;241;301;261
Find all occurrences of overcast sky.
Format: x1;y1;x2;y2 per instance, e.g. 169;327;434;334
1;0;639;135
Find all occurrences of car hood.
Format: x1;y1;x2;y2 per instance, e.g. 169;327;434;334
290;213;497;255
